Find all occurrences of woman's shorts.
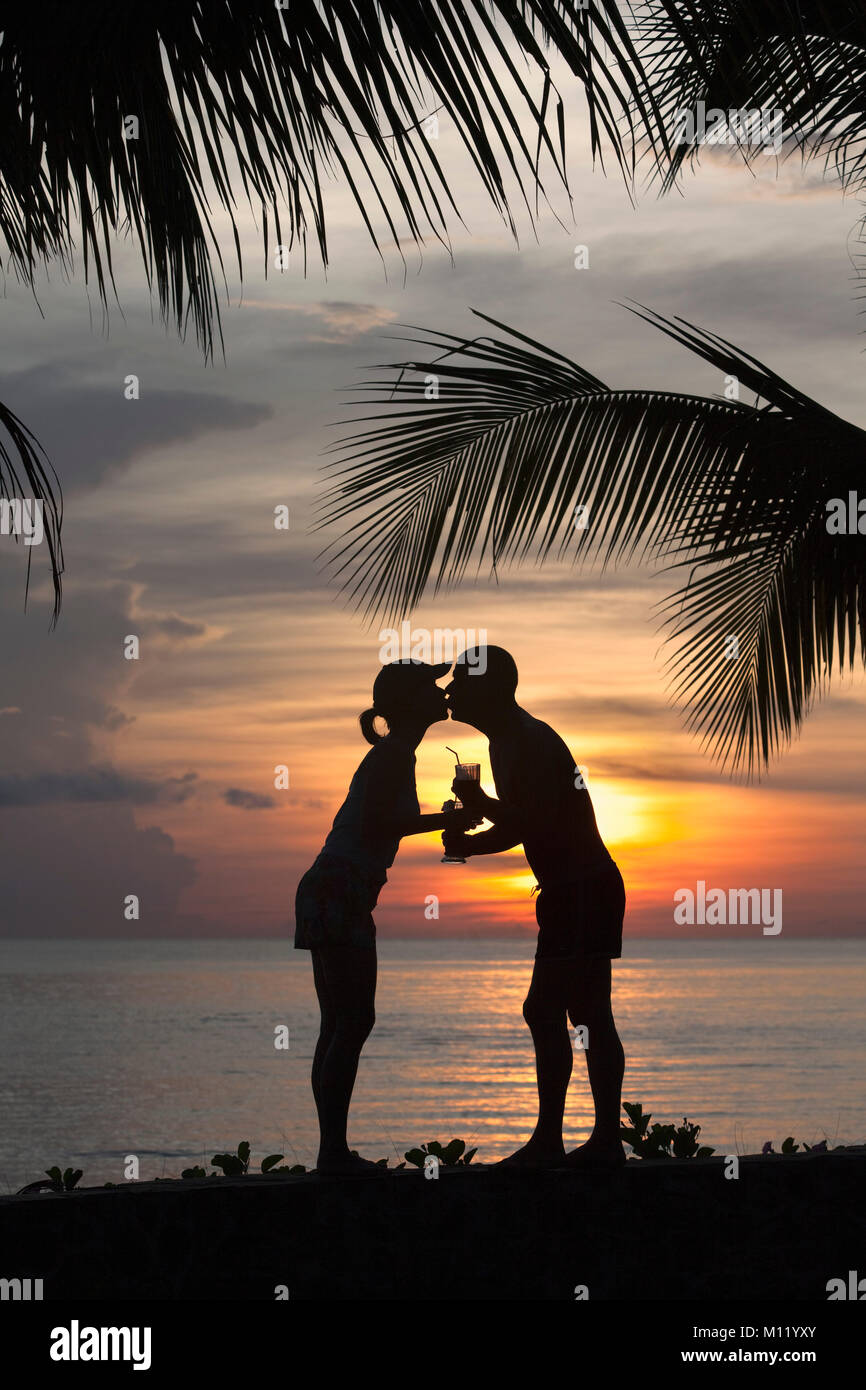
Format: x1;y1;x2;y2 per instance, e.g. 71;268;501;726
294;851;386;951
534;860;625;960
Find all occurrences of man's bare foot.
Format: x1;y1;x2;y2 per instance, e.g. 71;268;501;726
315;1150;389;1177
562;1140;626;1170
492;1139;566;1170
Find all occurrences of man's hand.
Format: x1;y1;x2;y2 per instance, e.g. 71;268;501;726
451;778;491;814
441;825;473;859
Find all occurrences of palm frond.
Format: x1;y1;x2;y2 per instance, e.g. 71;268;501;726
317;306;866;772
0;1;670;360
0;401;63;624
632;1;866;196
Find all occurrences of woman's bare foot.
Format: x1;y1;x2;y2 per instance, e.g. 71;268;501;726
315;1150;389;1176
492;1138;566;1170
562;1139;625;1169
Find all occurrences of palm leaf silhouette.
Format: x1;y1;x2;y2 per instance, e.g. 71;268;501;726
0;403;63;625
0;1;672;617
0;1;669;360
633;1;866;195
316;306;866;773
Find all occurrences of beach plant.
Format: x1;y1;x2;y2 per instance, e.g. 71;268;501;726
763;1137;829;1156
16;1165;84;1195
620;1102;714;1160
181;1144;306;1179
211;1141;251;1177
49;1165;83;1191
404;1139;478;1169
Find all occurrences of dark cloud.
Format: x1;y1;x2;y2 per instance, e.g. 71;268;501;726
1;365;272;494
223;787;276;810
148;613;209;643
0;804;196;937
0;575;200;933
0;767;198;806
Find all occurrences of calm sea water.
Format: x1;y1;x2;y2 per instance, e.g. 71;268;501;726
0;937;863;1191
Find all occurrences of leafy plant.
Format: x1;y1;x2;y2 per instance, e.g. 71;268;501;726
404;1139;477;1169
764;1137;828;1155
16;1165;84;1195
183;1145;307;1178
211;1141;251;1177
620;1103;714;1160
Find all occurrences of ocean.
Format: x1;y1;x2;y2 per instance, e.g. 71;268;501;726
1;937;863;1191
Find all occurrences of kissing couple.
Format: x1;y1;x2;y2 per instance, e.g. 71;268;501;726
294;647;626;1176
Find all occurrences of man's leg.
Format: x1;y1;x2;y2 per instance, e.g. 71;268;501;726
564;955;625;1166
496;958;571;1167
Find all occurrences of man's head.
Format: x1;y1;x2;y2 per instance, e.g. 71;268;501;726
444;646;519;730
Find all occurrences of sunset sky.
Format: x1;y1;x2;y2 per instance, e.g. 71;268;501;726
2;46;864;942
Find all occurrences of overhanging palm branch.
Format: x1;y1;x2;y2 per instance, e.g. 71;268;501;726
0;1;669;361
0;1;673;620
0;403;63;625
316;307;866;774
631;1;866;196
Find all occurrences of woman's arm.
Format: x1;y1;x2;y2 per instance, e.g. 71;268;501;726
402;810;479;837
367;808;481;840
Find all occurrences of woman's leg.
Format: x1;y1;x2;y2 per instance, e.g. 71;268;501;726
312;943;380;1173
310;948;336;1126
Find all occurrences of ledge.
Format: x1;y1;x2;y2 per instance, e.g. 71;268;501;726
1;1149;864;1300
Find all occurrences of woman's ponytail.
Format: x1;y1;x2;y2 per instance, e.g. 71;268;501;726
359;707;384;745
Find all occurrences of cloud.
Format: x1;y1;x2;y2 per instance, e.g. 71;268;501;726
0;804;197;937
0;768;198;806
0;577;201;934
146;613;212;645
236;299;397;341
223;787;276;810
0;366;272;494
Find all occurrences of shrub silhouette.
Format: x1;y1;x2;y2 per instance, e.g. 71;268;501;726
621;1103;714;1160
404;1139;477;1168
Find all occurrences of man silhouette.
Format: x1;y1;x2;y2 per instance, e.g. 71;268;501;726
442;646;626;1169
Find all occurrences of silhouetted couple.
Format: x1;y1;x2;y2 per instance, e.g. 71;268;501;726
294;647;626;1176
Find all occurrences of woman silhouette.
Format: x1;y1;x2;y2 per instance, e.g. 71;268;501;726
294;659;476;1175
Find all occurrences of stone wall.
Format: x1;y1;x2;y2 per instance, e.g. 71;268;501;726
1;1150;863;1300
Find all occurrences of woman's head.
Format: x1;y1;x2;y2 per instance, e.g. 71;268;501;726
359;659;450;744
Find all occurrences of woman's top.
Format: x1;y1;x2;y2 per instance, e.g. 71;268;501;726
320;736;420;879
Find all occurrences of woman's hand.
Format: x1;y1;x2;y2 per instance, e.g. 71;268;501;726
448;806;482;832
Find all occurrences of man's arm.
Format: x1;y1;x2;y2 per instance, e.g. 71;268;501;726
449;779;523;851
454;822;523;856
